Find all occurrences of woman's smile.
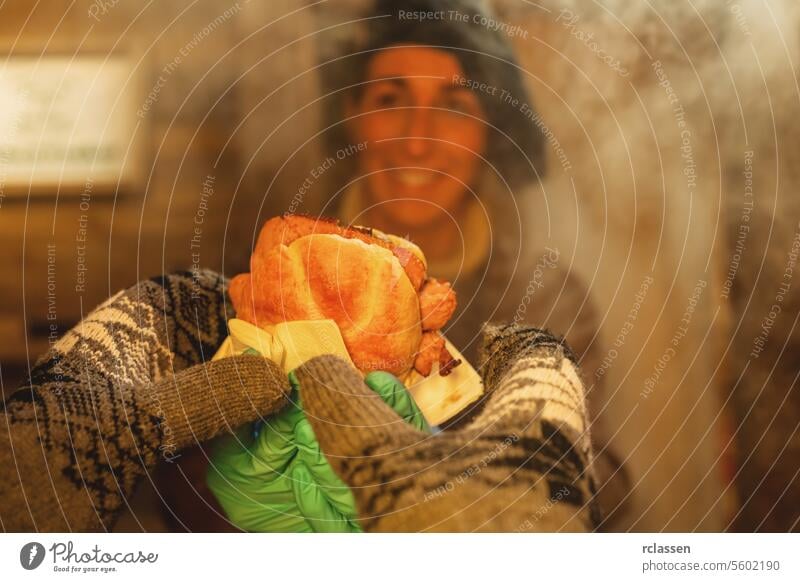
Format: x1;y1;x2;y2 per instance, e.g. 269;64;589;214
389;168;444;189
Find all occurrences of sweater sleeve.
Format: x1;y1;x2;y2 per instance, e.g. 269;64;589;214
0;270;289;532
294;323;601;532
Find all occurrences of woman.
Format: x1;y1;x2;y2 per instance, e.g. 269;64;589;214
320;0;597;372
319;0;626;518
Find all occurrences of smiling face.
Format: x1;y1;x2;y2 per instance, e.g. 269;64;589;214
346;46;488;227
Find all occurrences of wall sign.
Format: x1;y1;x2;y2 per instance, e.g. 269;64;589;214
0;55;136;192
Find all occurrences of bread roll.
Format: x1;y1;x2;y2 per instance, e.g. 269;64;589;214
230;222;422;375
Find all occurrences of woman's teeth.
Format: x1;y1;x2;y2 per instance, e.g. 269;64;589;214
393;170;438;187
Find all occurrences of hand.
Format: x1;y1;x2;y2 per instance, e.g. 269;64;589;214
293;323;601;532
0;271;291;532
206;369;429;532
2;353;290;532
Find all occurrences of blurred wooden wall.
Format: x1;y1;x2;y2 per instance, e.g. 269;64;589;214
503;2;733;531
0;0;324;374
499;0;800;531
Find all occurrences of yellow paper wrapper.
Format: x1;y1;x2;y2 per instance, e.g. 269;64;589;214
400;339;484;427
213;318;483;426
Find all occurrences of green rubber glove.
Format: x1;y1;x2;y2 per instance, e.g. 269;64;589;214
206;368;430;532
